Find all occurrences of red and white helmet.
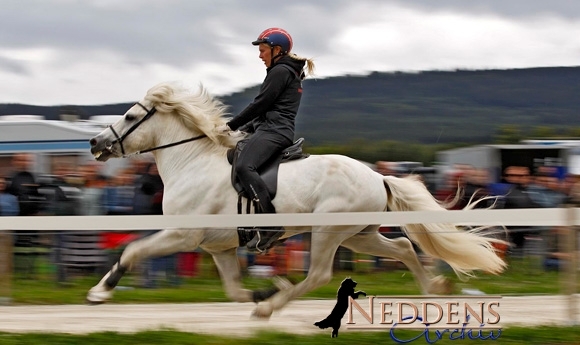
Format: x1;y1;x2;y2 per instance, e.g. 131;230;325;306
252;28;293;54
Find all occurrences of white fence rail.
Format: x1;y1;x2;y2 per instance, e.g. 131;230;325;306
0;208;578;230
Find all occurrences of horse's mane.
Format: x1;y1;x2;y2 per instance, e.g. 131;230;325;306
143;82;241;148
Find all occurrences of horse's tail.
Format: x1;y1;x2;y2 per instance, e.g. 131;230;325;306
383;175;507;278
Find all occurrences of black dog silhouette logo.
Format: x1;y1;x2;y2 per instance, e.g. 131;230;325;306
314;277;366;338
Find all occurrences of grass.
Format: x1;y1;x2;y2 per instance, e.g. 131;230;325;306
4;253;576;305
3;254;579;344
0;327;578;345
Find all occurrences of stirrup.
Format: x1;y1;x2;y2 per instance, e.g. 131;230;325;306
247;229;283;254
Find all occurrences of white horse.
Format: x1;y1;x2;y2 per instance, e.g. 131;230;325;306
87;82;506;318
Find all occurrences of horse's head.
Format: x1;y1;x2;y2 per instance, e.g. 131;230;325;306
89;101;160;161
89;82;237;162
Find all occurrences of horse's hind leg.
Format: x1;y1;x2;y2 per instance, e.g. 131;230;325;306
87;229;201;304
340;228;453;295
210;248;256;303
252;225;357;318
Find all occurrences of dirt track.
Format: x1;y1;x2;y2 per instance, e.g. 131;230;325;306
0;296;578;336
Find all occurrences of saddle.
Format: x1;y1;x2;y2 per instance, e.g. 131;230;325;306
227;137;309;203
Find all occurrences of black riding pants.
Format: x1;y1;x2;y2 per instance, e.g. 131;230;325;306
234;130;292;213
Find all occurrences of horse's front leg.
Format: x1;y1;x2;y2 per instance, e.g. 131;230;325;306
87;229;201;304
210;248;253;302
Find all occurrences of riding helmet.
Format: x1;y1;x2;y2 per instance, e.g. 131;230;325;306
252;28;293;54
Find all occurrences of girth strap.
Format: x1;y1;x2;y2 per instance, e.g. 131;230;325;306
236;193;256;247
237;227;256;247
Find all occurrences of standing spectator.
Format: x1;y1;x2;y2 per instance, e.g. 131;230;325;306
375;161;398;176
6;153;41;217
498;166;542;255
560;173;580;200
133;162;163;215
44;164;80;216
462;168;494;209
74;161;108;275
6;153;42;248
0;176;19;216
145;164;164;215
528;171;566;208
525;168;567;270
103;169;134;216
0;175;19;294
45;165;81;284
99;168;135;277
78;161;107;216
435;170;465;210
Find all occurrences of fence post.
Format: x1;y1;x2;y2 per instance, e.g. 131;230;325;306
563;205;578;325
0;230;12;305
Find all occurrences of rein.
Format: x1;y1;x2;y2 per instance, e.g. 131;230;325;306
107;102;207;156
136;134;207;155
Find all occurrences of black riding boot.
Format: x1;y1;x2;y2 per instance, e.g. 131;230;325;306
246;189;284;253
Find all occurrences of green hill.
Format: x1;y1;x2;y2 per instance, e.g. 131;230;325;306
2;66;579;145
291;66;580;145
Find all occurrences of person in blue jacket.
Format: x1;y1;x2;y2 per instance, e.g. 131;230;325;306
0;176;19;216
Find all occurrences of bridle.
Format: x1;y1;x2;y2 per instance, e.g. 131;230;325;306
107;102;207;156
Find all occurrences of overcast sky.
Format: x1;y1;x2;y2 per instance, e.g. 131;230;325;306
1;0;579;106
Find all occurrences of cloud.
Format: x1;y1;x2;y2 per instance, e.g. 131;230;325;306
304;3;580;77
0;0;579;105
0;56;30;76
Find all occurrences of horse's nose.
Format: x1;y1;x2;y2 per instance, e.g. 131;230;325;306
89;137;97;147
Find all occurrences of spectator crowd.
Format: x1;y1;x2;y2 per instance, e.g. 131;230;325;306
432;163;577;270
0;153;163;218
0;153;175;287
375;160;579;271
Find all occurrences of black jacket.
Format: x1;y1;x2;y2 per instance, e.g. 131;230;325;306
133;167;164;215
501;184;541;209
6;171;41;216
227;55;305;142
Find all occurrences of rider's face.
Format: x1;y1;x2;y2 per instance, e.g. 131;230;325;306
258;44;281;68
258;44;271;67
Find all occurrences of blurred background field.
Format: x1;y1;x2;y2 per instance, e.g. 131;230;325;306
6;249;576;305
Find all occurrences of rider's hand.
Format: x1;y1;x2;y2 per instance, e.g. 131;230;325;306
215;124;231;134
229;130;245;138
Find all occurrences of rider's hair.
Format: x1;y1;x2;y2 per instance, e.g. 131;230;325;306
288;53;316;78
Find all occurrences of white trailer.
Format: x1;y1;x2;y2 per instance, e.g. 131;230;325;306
436;143;575;184
0;116;127;177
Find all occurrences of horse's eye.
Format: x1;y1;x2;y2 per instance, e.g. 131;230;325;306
125;114;136;121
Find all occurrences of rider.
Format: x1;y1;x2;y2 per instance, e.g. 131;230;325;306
215;28;315;253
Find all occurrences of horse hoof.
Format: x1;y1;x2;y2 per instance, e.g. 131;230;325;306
429;275;454;295
251;304;273;319
86;287;113;304
86;298;106;306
